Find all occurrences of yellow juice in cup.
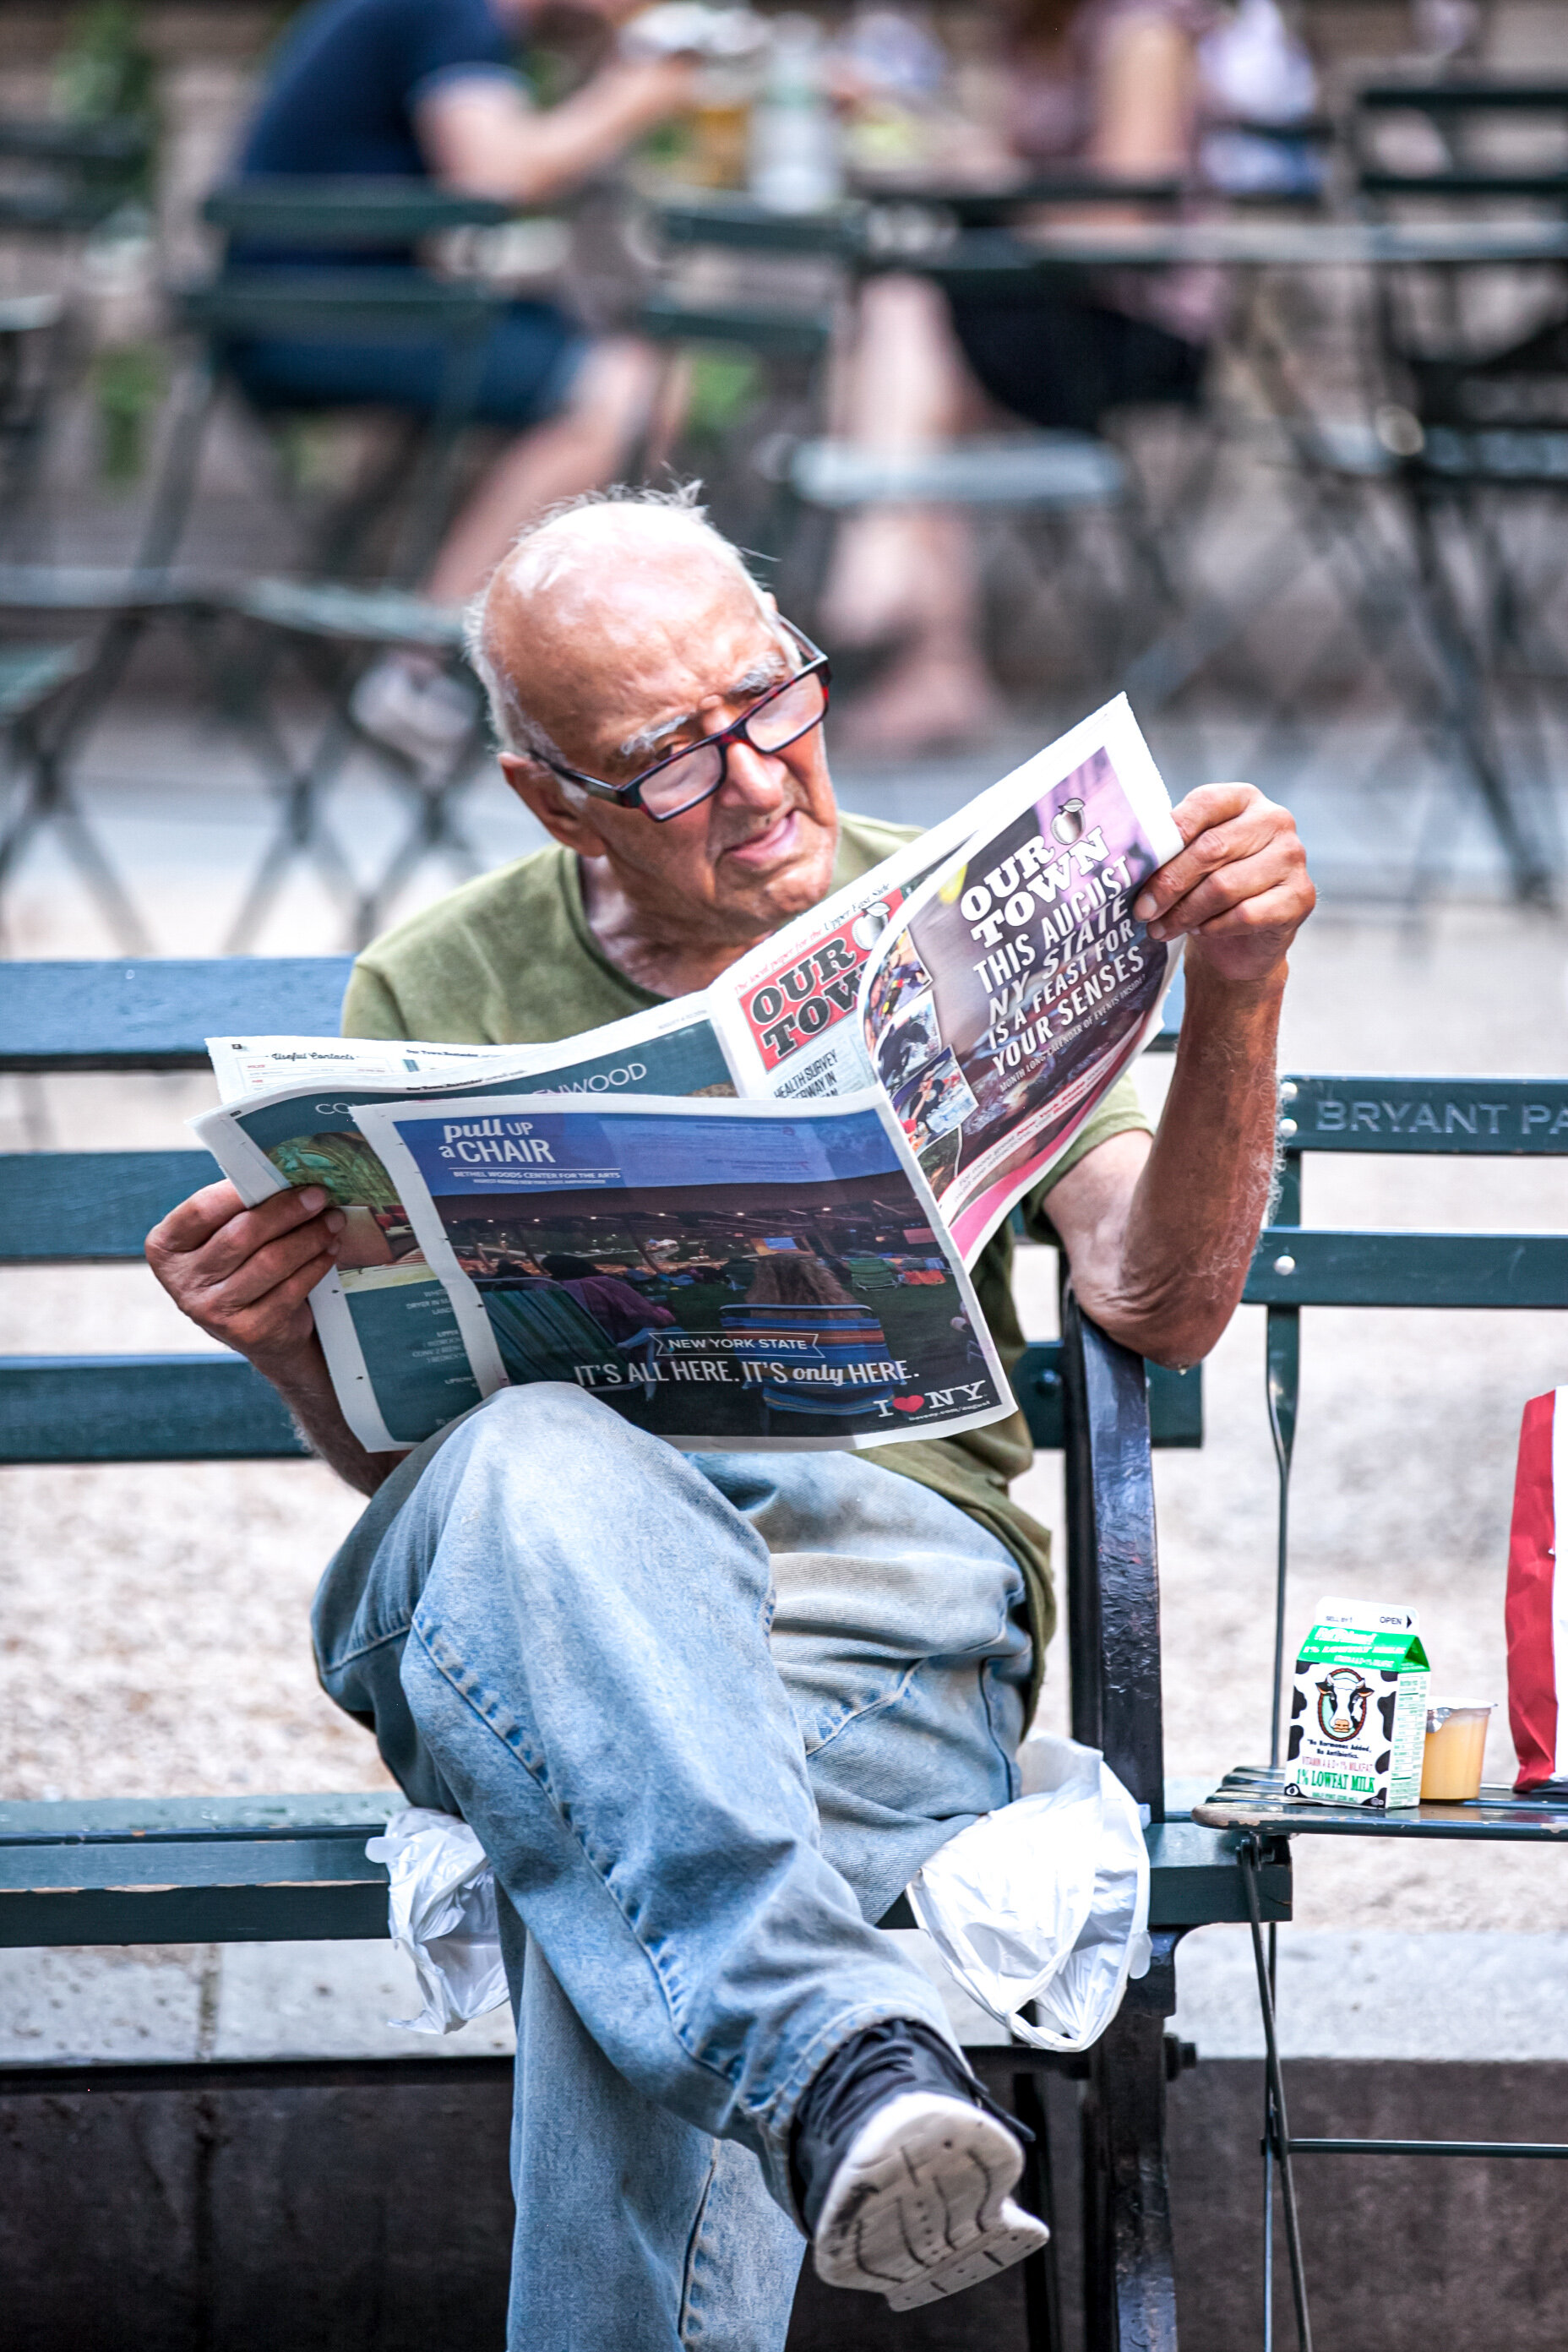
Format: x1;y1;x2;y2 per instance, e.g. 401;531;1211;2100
1419;1702;1494;1801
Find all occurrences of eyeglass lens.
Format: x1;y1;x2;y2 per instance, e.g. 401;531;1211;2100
639;671;827;817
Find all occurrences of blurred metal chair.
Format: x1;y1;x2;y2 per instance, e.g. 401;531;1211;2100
161;180;540;946
154;177;521;584
1342;79;1568;898
634;291;836;567
0;634;144;950
0;113;151;235
210;580;484;951
0;180;534;951
777;428;1159;690
0;115;151;549
645;191;1180;667
0;292;66;557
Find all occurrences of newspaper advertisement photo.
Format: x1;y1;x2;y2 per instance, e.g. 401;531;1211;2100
354;1092;1014;1452
858;697;1184;1265
193;1000;738;1452
705;774;1036;1104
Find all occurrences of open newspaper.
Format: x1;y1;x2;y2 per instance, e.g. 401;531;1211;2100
193;694;1180;1454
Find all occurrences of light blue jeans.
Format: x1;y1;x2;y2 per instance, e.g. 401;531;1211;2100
313;1384;1032;2352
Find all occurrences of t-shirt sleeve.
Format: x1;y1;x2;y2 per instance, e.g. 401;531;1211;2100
1018;1073;1152;1246
340;957;412;1039
400;0;514;109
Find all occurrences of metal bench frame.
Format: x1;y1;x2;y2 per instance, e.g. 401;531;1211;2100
0;954;1287;2350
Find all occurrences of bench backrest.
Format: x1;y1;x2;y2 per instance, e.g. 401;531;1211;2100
1241;1072;1568;1757
1;960;352;1463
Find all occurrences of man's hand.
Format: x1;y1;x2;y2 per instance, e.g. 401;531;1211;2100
146;1181;404;1495
1133;783;1315;988
1049;785;1315;1367
146;1180;343;1375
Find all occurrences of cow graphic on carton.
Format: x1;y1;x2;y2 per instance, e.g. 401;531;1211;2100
1286;1599;1429;1810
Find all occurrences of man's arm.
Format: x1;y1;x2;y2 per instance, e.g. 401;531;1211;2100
145;1181;407;1497
416;59;696;208
1044;782;1315;1368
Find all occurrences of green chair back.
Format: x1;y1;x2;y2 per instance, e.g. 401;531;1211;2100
1243;1072;1568;1755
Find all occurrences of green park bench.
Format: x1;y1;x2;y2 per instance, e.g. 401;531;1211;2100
0;953;1288;2351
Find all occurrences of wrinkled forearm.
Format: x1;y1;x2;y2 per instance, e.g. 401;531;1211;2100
1071;959;1285;1364
250;1334;406;1498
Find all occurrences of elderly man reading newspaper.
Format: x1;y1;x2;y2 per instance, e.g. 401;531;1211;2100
146;490;1314;2350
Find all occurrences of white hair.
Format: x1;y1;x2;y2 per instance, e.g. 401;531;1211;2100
463;483;771;773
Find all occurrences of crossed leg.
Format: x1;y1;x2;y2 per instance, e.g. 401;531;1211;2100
313;1385;1031;2349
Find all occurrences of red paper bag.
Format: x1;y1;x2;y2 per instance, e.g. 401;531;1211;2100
1506;1387;1566;1792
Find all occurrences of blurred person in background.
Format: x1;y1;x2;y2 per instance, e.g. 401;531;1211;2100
226;0;700;761
823;0;1233;753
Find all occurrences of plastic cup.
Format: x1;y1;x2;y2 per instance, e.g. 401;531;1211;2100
1420;1701;1495;1802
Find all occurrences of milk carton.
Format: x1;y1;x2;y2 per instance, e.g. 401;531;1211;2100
1284;1598;1430;1810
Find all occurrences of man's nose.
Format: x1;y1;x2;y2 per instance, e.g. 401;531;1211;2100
720;737;791;804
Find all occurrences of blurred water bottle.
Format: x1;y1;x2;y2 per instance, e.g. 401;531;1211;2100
749;14;842;214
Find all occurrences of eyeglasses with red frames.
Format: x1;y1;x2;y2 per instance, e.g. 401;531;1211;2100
538;620;831;822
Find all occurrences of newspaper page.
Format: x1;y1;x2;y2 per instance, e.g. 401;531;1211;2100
355;1090;1013;1452
193;999;735;1452
707;700;1172;1109
857;696;1182;1266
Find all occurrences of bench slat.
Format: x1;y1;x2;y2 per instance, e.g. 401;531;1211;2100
1280;1074;1568;1154
0;1355;307;1462
10;1837;386;1894
1244;1228;1568;1309
0;1794;395;1838
0;1805;1275;1947
0;1150;213;1260
0;957;354;1071
0;1875;389;1948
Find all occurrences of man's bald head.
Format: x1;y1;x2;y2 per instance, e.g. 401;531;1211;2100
466;489;770;765
466;484;841;983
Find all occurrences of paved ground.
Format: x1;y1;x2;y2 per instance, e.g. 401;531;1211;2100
3;678;1567;2061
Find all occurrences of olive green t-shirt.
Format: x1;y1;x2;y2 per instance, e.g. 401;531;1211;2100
343;814;1152;1705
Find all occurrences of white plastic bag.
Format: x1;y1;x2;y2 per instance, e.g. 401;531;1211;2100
364;1807;509;2034
908;1737;1151;2052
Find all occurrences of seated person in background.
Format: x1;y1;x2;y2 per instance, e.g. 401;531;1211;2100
823;0;1217;753
538;1249;676;1342
146;488;1313;2350
744;1253;857;1309
227;0;696;760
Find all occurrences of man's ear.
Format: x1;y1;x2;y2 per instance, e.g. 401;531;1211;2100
498;754;611;855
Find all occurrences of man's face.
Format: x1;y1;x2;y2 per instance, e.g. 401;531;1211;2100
496;558;840;949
